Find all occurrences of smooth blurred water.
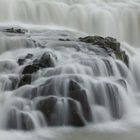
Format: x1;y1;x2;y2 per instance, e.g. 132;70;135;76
0;0;139;140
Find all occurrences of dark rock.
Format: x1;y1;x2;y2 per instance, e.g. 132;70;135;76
79;36;120;52
69;89;92;122
18;74;32;87
17;54;33;66
79;35;129;66
36;96;58;126
36;96;86;127
33;52;55;68
4;27;28;34
22;64;39;74
68;80;92;122
67;98;86;127
69;80;81;91
59;38;71;41
18;58;25;65
25;53;33;59
6;108;34;130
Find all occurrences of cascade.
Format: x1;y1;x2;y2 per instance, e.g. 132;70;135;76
0;0;139;140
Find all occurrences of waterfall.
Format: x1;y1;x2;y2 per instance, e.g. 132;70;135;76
0;0;140;45
0;0;140;140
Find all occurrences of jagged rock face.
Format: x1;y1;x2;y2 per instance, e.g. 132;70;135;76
79;36;129;66
0;28;130;130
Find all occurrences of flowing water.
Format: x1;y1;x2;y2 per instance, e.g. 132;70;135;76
0;0;140;140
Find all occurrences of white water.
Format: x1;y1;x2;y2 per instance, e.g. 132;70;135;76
0;0;140;140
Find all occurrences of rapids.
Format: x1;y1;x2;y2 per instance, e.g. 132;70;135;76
0;0;139;140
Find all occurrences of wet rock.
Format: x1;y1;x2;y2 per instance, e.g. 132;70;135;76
67;98;86;127
115;51;129;67
79;36;120;52
36;96;86;127
3;27;28;34
36;96;58;126
25;53;33;59
69;80;92;122
22;64;39;74
18;74;32;87
59;38;71;41
33;52;55;68
69;80;81;91
6;108;34;130
17;54;33;66
18;58;25;65
79;36;129;66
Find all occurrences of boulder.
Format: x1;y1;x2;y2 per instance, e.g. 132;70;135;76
22;64;39;74
6;108;34;130
18;58;25;65
68;80;92;122
33;52;55;68
36;96;58;126
18;74;32;87
36;96;86;127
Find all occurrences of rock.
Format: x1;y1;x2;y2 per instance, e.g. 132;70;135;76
22;64;39;74
67;98;86;127
69;80;81;91
17;54;33;66
6;108;34;130
115;51;129;67
59;38;71;41
18;58;25;65
79;36;120;52
25;53;33;59
18;74;32;87
36;96;86;127
79;36;129;66
3;27;28;34
33;52;55;68
36;96;58;126
68;80;92;122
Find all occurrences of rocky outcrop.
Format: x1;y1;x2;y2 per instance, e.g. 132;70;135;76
79;36;129;66
36;96;86;127
3;27;28;34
